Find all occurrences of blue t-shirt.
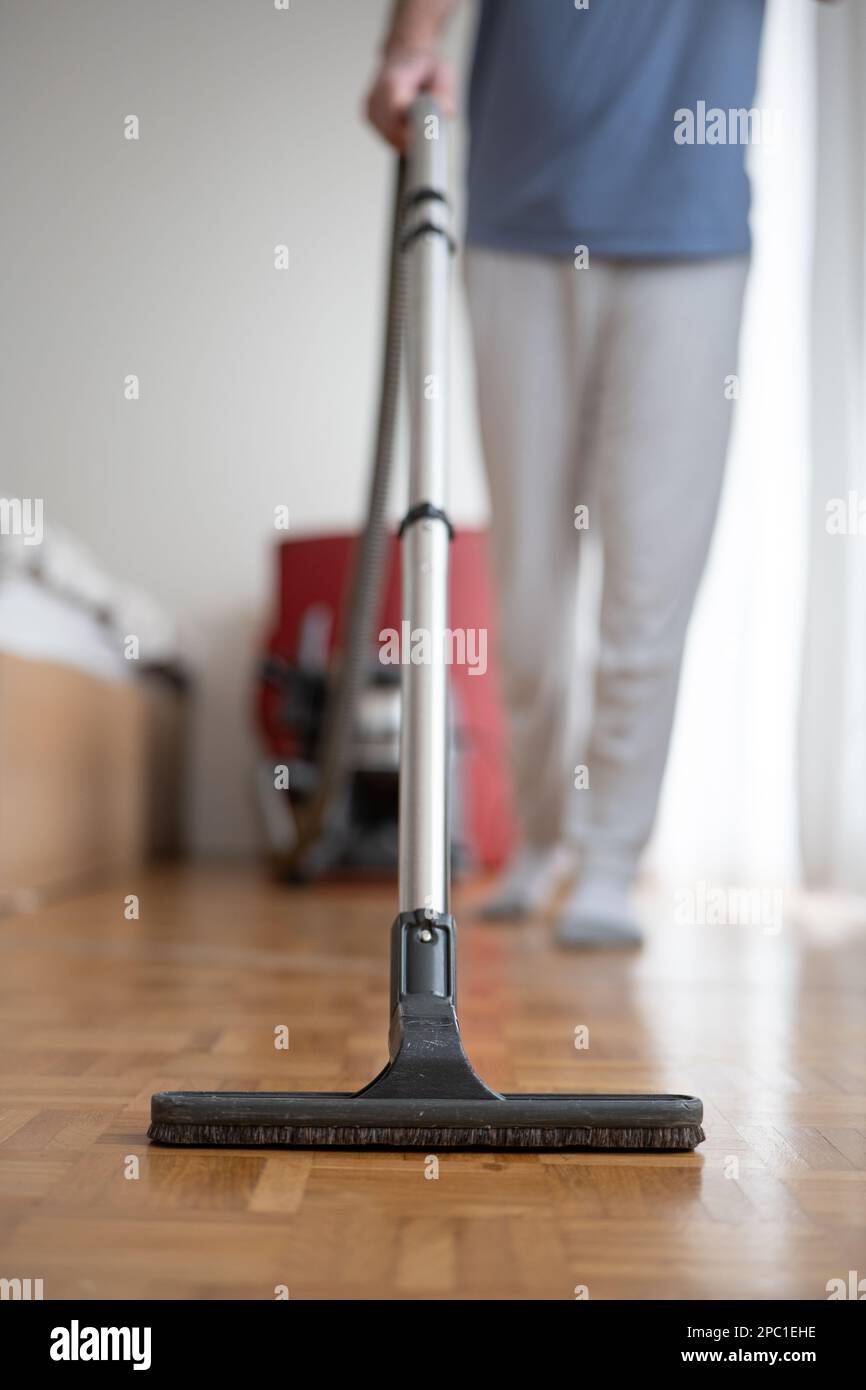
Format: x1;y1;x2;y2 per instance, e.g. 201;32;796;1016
466;0;766;259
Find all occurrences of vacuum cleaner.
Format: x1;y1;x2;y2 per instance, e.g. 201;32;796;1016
149;98;704;1152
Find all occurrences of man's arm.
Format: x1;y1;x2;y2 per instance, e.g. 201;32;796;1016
366;0;462;150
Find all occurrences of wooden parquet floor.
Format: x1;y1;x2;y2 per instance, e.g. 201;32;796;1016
0;865;864;1300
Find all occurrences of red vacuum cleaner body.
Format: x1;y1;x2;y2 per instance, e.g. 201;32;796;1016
257;529;515;872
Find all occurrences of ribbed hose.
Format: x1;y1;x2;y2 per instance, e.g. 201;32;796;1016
288;158;407;873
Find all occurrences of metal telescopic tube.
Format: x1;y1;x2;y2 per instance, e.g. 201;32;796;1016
398;97;452;916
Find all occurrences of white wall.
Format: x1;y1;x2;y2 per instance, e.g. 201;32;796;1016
4;0;817;883
1;0;487;855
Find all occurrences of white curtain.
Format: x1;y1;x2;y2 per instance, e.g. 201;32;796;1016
649;0;817;888
651;0;866;895
799;0;866;891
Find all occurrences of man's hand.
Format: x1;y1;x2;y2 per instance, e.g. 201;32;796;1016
366;45;455;151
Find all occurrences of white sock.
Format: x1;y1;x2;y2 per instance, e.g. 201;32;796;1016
479;843;574;919
556;866;643;947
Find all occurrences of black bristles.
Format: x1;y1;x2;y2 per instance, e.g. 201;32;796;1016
148;1121;705;1151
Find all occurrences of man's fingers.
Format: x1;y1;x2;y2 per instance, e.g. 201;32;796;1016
366;81;408;150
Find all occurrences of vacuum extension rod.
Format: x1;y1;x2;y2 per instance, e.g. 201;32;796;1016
398;96;453;918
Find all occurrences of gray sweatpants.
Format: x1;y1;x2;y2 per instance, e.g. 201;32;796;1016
464;248;749;879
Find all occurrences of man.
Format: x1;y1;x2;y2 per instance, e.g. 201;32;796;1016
366;0;776;945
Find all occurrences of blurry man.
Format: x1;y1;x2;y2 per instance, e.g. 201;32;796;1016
367;0;768;945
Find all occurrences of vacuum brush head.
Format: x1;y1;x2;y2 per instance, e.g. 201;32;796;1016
149;1089;704;1151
